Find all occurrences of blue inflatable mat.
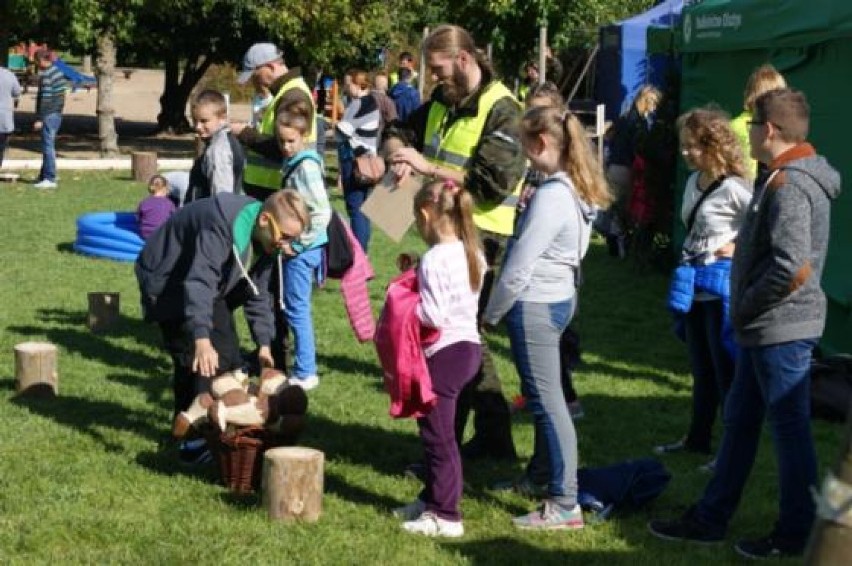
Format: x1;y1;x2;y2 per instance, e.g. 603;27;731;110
74;211;144;262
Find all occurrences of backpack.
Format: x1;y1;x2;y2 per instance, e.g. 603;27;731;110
325;212;355;278
577;457;672;519
810;355;852;423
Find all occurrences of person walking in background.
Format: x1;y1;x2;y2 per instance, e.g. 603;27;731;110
649;88;841;559
483;105;611;530
183;90;244;205
136;174;176;240
32;49;68;189
389;68;420;123
602;85;660;257
653;108;752;473
730;64;786;181
275;105;332;391
0;64;22;169
383;24;527;462
393;179;485;538
336;69;382;253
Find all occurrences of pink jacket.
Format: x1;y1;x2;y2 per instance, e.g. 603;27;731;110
338;220;376;342
375;269;441;419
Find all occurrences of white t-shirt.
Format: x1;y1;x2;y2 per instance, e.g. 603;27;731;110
416;241;484;358
681;172;752;264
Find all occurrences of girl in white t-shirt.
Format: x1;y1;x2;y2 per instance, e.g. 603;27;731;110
393;179;485;538
654;107;752;470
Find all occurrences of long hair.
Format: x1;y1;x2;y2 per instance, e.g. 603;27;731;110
413;180;483;292
422;24;494;80
521;106;612;209
676;107;747;179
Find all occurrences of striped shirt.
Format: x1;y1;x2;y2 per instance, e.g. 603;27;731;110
36;64;68;118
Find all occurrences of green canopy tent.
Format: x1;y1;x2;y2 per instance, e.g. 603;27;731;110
677;0;852;355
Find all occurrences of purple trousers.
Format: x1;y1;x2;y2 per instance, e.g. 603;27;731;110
418;341;482;521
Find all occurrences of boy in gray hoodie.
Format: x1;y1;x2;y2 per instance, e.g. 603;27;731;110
649;88;841;559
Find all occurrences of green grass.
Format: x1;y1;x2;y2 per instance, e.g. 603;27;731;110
0;172;842;564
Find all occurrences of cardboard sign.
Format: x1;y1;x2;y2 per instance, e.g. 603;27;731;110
361;173;422;242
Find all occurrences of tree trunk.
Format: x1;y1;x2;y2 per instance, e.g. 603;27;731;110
262;447;324;522
157;52;213;133
804;402;852;564
15;342;59;397
95;34;120;156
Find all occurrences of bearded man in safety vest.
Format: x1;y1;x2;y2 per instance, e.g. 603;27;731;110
230;42;317;371
383;24;525;461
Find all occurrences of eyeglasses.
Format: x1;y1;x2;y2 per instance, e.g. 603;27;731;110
266;213;297;245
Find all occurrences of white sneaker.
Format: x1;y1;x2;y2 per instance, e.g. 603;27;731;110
33;179;57;189
402;511;464;538
393;499;426;521
291;375;319;391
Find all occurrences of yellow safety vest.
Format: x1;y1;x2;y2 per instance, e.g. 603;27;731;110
244;76;317;191
422;81;522;236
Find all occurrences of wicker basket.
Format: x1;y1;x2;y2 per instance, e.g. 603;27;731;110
204;417;307;494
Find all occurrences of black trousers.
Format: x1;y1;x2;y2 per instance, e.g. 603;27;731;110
454;232;517;460
243;182;290;372
158;298;243;417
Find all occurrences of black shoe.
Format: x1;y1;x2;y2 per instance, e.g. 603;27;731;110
178;439;212;466
648;507;725;544
403;462;426;482
734;533;805;560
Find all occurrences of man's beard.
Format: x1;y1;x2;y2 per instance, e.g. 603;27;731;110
441;63;469;106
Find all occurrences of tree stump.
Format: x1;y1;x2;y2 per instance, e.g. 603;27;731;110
131;151;158;183
14;342;59;397
87;292;120;332
262;447;324;522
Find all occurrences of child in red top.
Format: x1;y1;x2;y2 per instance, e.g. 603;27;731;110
393;179;485;538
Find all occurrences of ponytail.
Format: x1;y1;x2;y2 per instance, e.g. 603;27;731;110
413;180;483;292
521;106;613;209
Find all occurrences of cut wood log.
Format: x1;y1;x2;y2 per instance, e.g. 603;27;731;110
131;151;158;183
262;447;324;522
14;342;58;397
87;292;120;332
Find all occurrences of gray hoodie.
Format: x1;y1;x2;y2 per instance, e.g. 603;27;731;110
730;146;841;346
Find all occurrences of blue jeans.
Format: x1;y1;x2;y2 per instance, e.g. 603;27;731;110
684;299;734;452
282;247;324;378
696;338;819;543
506;298;578;507
338;155;372;253
39;112;62;182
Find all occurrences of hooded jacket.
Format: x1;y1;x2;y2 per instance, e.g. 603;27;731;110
483;171;596;324
730;143;841;346
135;193;275;346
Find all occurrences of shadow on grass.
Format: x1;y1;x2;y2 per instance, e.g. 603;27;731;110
447;536;652;565
11;392;166;449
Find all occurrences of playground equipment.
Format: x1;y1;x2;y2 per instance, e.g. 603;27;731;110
74;212;144;262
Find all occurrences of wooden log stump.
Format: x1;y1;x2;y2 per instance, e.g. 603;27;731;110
15;342;58;397
87;292;120;332
262;447;324;522
131;151;158;183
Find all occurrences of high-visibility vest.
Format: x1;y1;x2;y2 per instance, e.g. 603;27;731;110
422;81;522;236
243;76;316;191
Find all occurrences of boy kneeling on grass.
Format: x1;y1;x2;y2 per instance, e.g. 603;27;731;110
135;190;308;464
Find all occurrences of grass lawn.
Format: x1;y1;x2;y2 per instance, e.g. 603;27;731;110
0;172;842;564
